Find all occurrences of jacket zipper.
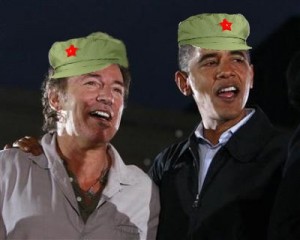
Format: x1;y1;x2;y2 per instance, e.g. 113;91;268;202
192;193;200;208
189;147;200;208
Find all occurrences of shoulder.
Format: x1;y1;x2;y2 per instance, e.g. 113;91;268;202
115;164;160;214
154;138;190;164
148;137;191;184
238;107;290;149
0;148;36;180
0;148;48;173
125;164;158;191
109;144;159;193
0;148;32;166
238;111;289;168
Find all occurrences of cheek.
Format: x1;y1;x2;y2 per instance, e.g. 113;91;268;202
114;101;124;123
117;103;124;118
243;76;253;90
189;69;212;89
190;77;211;96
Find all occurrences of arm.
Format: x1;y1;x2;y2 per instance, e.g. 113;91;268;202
148;141;184;185
148;155;163;186
0;152;7;238
144;182;160;240
148;147;172;186
0;214;6;239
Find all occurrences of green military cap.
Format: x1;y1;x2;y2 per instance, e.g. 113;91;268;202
49;32;129;79
178;13;251;50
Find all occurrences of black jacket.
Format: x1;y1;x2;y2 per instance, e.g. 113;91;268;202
149;107;289;240
268;124;300;240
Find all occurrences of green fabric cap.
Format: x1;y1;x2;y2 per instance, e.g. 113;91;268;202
178;13;252;50
49;32;129;79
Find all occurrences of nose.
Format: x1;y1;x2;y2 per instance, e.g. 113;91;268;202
96;88;114;105
216;61;236;79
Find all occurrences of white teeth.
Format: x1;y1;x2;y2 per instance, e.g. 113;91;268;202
92;111;110;119
219;86;237;93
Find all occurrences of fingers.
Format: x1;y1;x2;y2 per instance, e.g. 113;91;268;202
13;138;30;151
12;136;43;156
3;144;12;150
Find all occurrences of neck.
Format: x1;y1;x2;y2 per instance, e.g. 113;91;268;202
56;135;110;182
202;110;247;145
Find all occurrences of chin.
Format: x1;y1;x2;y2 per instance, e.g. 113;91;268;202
218;108;245;121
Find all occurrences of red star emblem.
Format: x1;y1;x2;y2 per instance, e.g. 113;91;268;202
65;44;79;57
219;19;232;31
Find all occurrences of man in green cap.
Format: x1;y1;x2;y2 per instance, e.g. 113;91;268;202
149;13;288;239
0;32;160;239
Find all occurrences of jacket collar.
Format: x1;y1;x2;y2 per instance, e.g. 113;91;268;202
223;106;275;162
173;106;275;165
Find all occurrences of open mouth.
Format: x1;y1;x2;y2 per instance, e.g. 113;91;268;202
217;86;239;98
89;110;112;121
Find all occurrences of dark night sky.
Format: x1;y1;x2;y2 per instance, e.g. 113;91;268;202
0;0;300;112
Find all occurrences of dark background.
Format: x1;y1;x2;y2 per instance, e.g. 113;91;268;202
0;0;300;170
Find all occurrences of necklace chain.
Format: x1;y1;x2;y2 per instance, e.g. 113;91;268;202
63;158;111;199
85;168;109;197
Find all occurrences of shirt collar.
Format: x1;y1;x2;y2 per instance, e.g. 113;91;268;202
195;108;255;146
37;133;137;199
106;144;137;186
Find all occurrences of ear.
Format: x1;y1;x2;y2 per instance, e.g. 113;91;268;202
250;64;254;89
48;90;62;111
175;71;192;96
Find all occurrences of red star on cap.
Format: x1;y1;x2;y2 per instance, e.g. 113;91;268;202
65;44;79;57
219;18;232;31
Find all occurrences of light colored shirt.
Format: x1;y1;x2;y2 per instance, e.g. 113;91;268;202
195;109;255;192
0;133;160;240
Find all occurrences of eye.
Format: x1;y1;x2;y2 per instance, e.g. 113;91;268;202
84;80;97;86
113;87;124;95
201;58;218;67
206;61;217;66
232;56;245;63
82;78;101;88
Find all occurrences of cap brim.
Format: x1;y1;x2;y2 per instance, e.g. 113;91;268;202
178;37;252;51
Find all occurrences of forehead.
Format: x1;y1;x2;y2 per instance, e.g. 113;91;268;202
197;48;248;58
68;64;124;83
88;64;124;81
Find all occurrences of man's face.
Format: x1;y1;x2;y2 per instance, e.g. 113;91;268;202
180;48;254;126
55;64;125;145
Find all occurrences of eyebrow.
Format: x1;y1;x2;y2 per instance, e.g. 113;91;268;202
198;53;219;64
198;50;248;63
84;73;101;79
229;51;247;58
83;73;125;87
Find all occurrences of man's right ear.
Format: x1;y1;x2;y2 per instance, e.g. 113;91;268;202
48;90;61;111
175;71;192;96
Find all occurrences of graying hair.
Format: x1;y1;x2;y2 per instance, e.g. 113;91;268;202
178;44;198;73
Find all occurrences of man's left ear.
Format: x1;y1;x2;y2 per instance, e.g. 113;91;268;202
250;64;254;89
175;71;192;96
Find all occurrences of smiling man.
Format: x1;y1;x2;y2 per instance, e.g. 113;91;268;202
149;13;288;240
0;32;160;239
